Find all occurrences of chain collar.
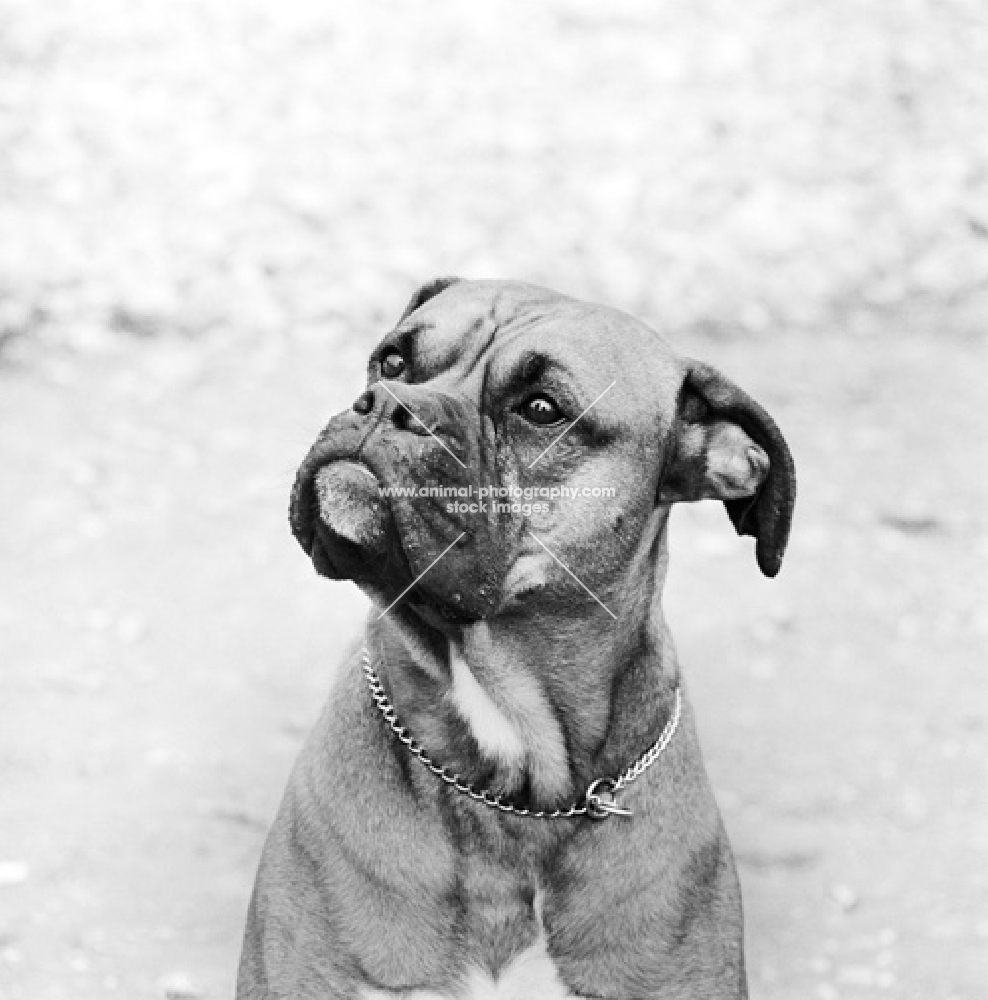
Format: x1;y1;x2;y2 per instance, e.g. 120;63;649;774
361;648;682;821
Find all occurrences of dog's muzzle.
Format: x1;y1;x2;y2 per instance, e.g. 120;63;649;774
289;382;505;620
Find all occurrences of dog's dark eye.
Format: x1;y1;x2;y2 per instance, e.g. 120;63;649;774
520;394;565;426
380;351;406;379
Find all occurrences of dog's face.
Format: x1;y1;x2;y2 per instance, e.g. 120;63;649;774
290;279;795;623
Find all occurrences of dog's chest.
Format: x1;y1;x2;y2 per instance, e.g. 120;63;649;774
358;899;578;1000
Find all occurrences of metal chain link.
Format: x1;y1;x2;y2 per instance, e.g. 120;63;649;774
361;647;682;821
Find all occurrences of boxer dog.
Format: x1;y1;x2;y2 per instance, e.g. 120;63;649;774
238;278;796;999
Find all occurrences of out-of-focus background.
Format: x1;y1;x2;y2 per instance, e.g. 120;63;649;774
1;1;985;997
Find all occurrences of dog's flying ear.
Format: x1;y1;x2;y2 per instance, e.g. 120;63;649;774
398;277;462;324
659;360;796;577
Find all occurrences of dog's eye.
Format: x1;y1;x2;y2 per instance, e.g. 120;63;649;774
380;351;406;379
520;394;565;426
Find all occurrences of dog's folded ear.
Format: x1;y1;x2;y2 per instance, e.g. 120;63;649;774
659;360;797;577
398;277;462;323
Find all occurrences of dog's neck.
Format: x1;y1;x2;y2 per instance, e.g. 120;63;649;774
366;510;680;811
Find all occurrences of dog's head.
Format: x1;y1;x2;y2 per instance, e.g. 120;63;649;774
290;278;796;624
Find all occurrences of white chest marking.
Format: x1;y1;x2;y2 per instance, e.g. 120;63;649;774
448;627;572;802
360;893;578;999
448;643;526;768
360;934;576;1000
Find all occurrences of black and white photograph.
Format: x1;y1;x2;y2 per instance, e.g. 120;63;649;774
1;2;985;998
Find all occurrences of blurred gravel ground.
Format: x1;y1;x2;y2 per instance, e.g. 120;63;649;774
0;2;986;999
1;0;987;351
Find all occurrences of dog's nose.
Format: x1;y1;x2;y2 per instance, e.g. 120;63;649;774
352;385;418;433
352;389;375;415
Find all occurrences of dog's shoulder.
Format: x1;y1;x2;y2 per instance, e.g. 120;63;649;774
241;641;465;996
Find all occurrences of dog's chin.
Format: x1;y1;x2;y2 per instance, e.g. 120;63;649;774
308;461;393;579
315;462;385;545
301;461;500;623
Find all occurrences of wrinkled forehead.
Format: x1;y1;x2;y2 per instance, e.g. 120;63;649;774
394;280;685;412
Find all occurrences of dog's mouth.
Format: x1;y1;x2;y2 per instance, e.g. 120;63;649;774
291;457;402;580
312;460;384;548
307;461;376;577
292;458;483;624
289;405;507;620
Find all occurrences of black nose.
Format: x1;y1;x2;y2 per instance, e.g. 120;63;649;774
353;389;374;415
352;386;417;432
